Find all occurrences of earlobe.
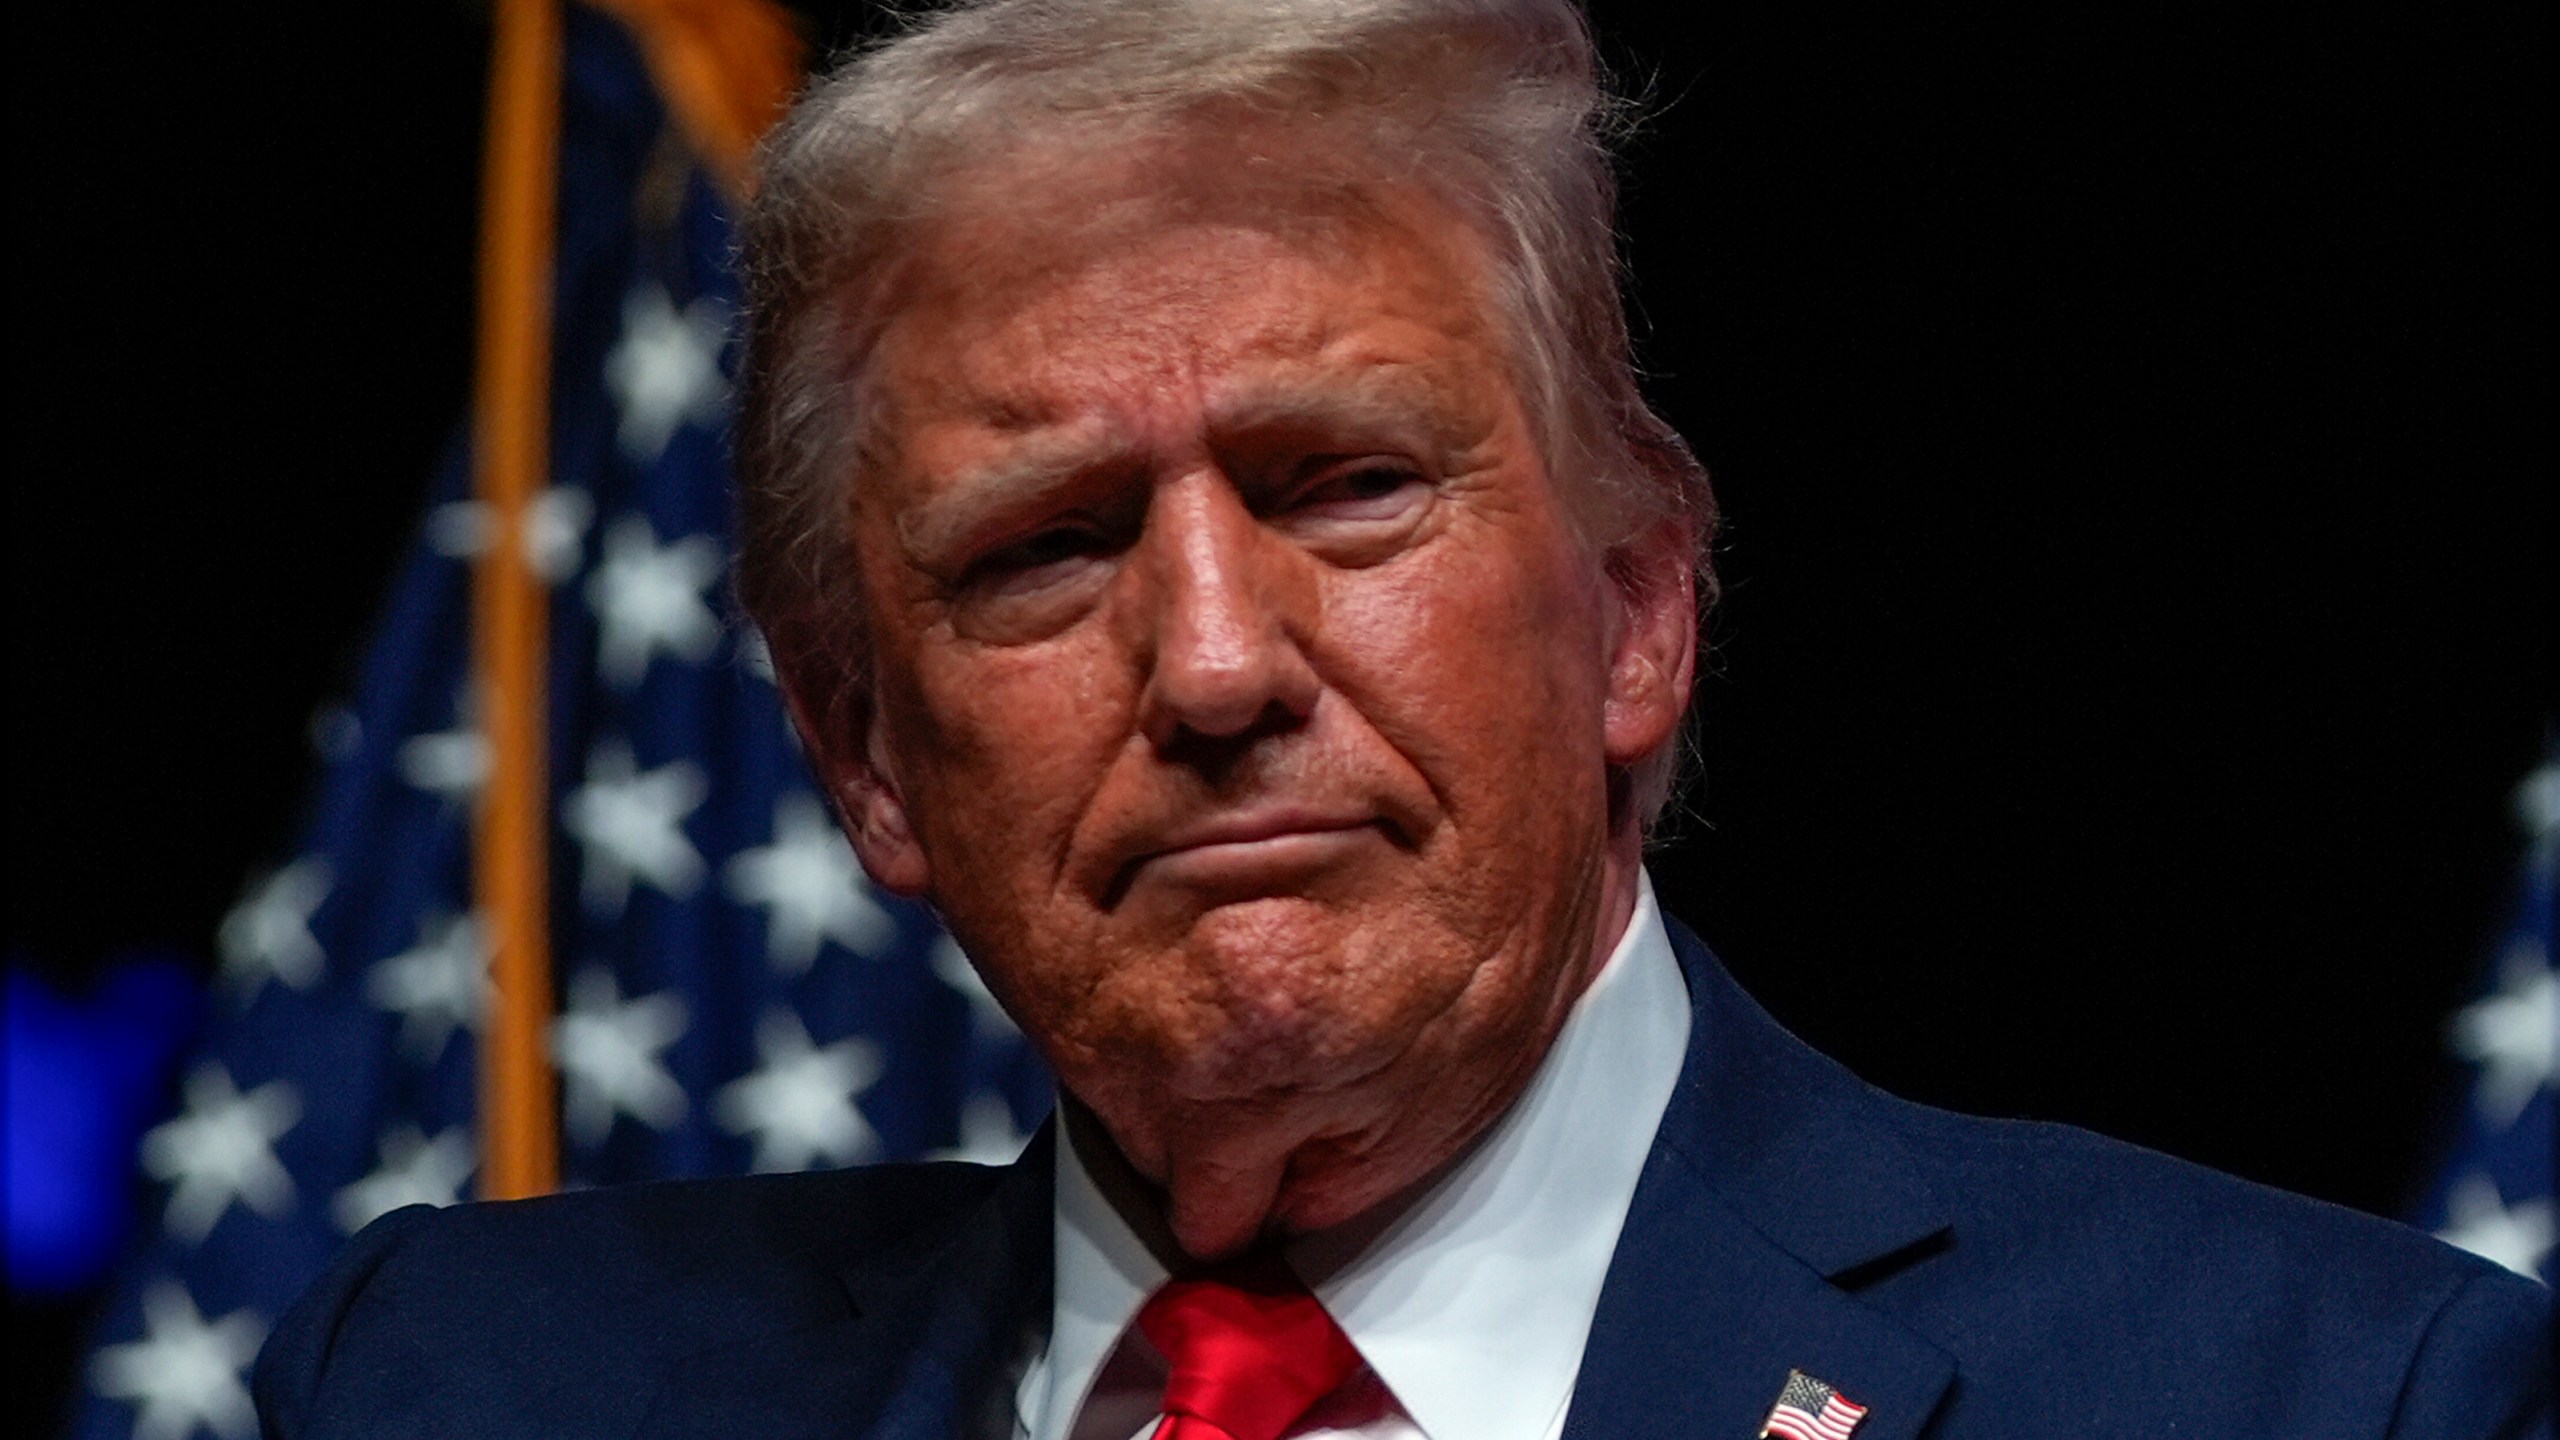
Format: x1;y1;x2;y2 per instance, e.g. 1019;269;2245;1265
837;768;933;897
779;671;934;898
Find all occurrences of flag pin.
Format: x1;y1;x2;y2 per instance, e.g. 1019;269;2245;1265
1759;1369;1870;1440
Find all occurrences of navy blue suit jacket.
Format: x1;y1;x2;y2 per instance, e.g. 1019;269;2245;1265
255;923;2551;1438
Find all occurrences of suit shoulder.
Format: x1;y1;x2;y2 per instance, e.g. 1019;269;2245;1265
1892;1097;2512;1293
254;1162;1014;1440
1869;1100;2551;1433
311;1160;1013;1306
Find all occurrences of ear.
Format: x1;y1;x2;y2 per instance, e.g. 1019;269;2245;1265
778;670;934;898
1600;517;1699;770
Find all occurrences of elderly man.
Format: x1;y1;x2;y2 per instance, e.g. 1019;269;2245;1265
255;1;2548;1437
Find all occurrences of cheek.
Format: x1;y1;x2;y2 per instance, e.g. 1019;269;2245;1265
878;636;1138;1050
887;633;1131;872
1321;532;1613;807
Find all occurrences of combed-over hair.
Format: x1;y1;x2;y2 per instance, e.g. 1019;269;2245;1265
732;0;1714;823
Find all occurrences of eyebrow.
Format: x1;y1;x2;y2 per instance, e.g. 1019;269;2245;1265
1205;365;1455;452
892;363;1475;566
892;417;1137;567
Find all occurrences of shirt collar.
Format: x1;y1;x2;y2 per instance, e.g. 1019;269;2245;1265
1024;875;1692;1440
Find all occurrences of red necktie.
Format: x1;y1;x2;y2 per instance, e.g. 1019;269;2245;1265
1135;1255;1362;1440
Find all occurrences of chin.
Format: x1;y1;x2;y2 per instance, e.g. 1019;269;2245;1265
1273;1155;1406;1232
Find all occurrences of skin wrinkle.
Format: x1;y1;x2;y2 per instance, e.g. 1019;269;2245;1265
795;134;1693;1258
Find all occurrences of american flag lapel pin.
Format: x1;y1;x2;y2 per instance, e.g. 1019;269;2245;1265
1758;1369;1871;1440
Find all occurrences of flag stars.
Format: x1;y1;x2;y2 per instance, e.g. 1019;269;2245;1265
563;739;708;918
2514;759;2560;842
217;859;331;994
364;912;491;1061
2434;1172;2555;1281
585;515;723;690
397;725;491;802
89;1281;264;1440
716;1011;883;1173
140;1066;301;1244
334;1124;476;1234
604;283;732;462
726;793;896;972
427;485;595;582
932;1092;1033;1165
2450;944;2556;1129
551;969;690;1147
398;690;492;803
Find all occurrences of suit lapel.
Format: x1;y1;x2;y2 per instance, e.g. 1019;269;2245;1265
1564;923;1958;1440
636;1127;1056;1440
832;1128;1056;1440
635;924;1958;1439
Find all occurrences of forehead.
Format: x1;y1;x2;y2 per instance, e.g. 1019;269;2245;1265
860;132;1524;460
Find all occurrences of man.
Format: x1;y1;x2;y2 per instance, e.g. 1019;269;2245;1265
254;2;2549;1437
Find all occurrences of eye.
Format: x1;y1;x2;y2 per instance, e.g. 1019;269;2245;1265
985;525;1105;573
959;522;1116;600
1291;460;1427;521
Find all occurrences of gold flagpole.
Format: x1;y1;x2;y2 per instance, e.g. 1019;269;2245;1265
473;0;564;1200
466;0;801;1199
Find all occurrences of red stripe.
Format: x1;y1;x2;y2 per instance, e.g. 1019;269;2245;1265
1810;1395;1866;1438
1765;1403;1824;1440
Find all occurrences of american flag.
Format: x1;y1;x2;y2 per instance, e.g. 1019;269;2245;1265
1760;1369;1872;1440
2410;750;2558;1287
66;12;1051;1439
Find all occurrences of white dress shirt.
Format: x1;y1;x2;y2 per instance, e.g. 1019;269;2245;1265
1014;875;1692;1440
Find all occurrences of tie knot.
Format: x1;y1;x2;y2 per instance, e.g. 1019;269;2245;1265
1135;1255;1361;1440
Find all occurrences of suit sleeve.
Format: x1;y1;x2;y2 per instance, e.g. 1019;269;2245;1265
2387;1267;2553;1440
252;1204;443;1440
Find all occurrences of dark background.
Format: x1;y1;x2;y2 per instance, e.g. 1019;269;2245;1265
10;0;2549;1416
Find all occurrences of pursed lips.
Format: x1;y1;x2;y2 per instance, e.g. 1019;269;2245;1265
1112;805;1386;898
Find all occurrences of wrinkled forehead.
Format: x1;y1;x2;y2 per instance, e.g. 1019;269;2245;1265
861;113;1529;402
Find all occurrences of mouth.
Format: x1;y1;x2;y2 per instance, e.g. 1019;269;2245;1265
1111;807;1391;903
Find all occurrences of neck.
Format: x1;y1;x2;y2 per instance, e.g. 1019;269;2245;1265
1583;821;1648;1003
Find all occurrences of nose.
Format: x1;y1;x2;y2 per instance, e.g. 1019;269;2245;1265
1133;473;1321;751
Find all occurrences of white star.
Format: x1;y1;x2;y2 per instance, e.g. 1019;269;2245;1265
562;739;707;917
931;1091;1035;1165
89;1281;264;1440
2435;1172;2555;1281
934;934;1019;1037
397;727;490;800
2515;759;2560;842
216;859;331;994
2451;944;2557;1129
139;1066;300;1244
426;485;595;582
715;1011;884;1172
550;969;690;1147
584;514;723;690
603;283;731;461
397;687;492;804
364;912;490;1061
333;1124;476;1234
725;794;897;972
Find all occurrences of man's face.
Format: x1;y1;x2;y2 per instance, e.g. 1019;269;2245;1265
806;150;1691;1257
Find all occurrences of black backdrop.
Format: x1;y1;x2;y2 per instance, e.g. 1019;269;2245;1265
11;0;2549;1406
